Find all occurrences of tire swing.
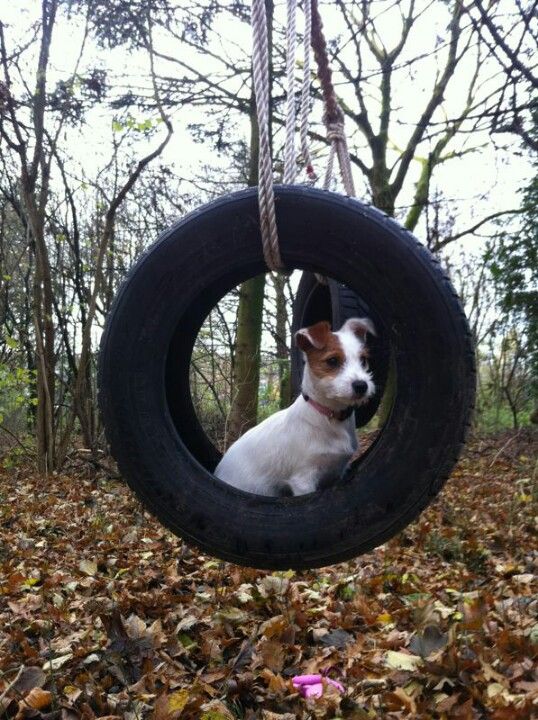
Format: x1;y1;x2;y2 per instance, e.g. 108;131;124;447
98;0;476;570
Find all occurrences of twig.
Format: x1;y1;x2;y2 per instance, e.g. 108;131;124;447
0;425;36;456
0;664;43;715
69;450;121;479
488;428;523;467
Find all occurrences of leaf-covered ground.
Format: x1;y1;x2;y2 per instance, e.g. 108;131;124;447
1;430;537;720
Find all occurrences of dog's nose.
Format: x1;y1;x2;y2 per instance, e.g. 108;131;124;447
352;380;368;396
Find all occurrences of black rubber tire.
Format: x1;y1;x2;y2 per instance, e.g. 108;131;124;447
290;272;390;427
98;185;475;570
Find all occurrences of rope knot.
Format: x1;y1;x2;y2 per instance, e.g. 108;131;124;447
326;121;346;144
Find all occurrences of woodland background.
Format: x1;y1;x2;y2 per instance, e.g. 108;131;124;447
0;0;536;470
0;3;537;718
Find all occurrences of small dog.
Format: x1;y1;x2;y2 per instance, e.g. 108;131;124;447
214;317;376;496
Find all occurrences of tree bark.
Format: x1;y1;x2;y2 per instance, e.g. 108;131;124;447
273;272;290;409
227;274;266;441
22;0;58;472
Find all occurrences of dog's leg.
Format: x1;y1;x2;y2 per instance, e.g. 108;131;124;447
288;472;320;496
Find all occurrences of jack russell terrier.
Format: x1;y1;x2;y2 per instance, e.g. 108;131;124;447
215;317;376;496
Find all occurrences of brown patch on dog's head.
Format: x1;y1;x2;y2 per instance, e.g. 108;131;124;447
295;321;331;352
295;321;345;378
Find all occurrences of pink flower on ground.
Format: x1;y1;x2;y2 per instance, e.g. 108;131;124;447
292;674;345;699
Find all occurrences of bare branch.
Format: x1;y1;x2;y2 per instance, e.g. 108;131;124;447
471;0;538;89
435;208;525;249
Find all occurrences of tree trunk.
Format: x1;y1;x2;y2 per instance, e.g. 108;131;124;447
27;198;56;473
227;275;266;441
504;386;519;430
273;272;290;409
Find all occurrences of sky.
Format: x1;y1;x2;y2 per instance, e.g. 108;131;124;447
1;0;534;368
1;0;533;261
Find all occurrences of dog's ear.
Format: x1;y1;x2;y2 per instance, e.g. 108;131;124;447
295;320;331;352
343;317;377;340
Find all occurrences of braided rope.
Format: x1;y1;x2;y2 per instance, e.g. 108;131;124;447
327;121;355;195
323;142;335;190
251;0;283;270
251;0;356;270
300;0;316;181
310;0;355;197
283;0;297;184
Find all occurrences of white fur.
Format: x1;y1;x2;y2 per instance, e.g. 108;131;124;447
214;318;375;496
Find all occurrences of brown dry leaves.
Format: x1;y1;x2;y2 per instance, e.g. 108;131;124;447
0;429;536;719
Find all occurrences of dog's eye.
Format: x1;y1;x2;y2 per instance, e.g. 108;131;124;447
360;356;369;370
326;356;340;368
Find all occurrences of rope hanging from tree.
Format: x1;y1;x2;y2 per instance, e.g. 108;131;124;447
251;0;282;270
283;0;298;185
299;0;315;181
310;0;355;196
251;0;356;270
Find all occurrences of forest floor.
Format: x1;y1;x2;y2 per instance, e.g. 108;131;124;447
1;429;537;720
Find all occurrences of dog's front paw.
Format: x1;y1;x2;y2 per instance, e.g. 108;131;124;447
288;474;320;496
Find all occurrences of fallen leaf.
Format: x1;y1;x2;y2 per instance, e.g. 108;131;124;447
258;576;289;598
408;624;448;657
487;682;505;698
63;685;82;702
9;666;47;695
481;660;505;683
512;573;533;584
124;613;147;638
82;653;100;665
514;680;538;693
200;699;234;719
259;615;288;638
78;559;98;576
228;641;252;674
234;584;254;603
385;650;422;671
436;693;460;712
42;653;73;671
319;629;353;649
376;612;393;624
213;607;248;624
386;686;417;713
451;697;474;719
259;640;285;673
168;689;189;712
61;710;80;720
153;695;170;720
260;669;288;694
21;687;52;710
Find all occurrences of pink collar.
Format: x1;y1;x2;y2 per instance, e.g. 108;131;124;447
302;394;354;422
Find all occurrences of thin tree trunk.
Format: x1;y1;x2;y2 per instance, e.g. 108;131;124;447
273;272;290;409
228;275;266;441
505;391;519;430
26;189;56;473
